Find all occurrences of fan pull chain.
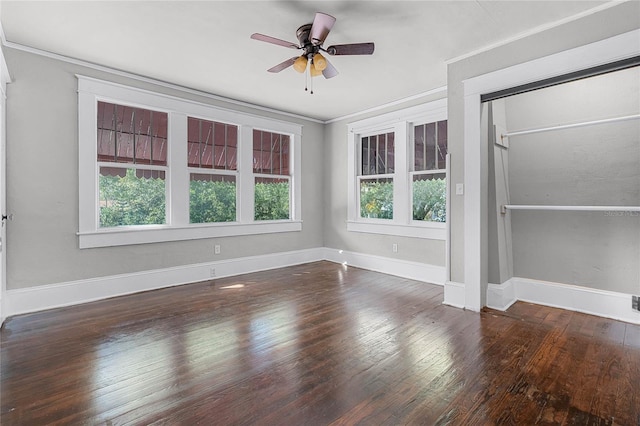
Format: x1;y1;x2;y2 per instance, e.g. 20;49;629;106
310;64;314;94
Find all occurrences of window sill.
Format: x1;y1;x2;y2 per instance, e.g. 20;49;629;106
78;221;303;249
346;220;446;240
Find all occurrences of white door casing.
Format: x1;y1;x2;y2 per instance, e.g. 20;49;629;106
462;29;640;311
0;47;10;325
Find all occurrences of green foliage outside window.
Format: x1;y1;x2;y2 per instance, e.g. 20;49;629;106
190;180;236;223
255;181;290;220
359;178;446;222
100;171;291;227
360;180;393;219
99;169;165;227
413;177;446;222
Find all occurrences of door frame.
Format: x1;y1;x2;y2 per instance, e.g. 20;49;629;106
0;47;10;325
461;29;640;311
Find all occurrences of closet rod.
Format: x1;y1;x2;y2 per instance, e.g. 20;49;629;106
503;114;640;138
501;205;640;214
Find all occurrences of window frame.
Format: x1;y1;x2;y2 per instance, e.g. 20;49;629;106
186;115;239;224
410;119;448;225
96;100;170;228
252;128;293;222
356;127;396;222
347;99;447;240
78;76;302;248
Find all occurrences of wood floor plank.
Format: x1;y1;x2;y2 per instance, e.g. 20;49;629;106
2;261;640;425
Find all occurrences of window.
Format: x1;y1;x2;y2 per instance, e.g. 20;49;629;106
253;130;290;221
347;99;447;240
78;76;302;248
359;132;394;219
412;120;447;222
188;117;238;224
97;101;168;227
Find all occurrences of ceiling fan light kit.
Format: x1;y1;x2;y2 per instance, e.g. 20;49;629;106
312;53;327;71
251;12;375;94
293;56;308;73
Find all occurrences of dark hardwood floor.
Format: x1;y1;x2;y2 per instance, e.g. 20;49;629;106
1;261;639;425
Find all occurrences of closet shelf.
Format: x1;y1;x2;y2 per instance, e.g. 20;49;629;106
502;114;640;138
500;205;640;214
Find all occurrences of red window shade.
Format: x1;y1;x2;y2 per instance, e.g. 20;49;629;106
255;177;288;184
190;173;235;183
253;129;290;175
188;117;238;170
97;101;168;166
136;169;165;180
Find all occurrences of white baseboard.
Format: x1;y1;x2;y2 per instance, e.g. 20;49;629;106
8;248;636;326
487;277;640;325
443;281;466;308
487;280;517;311
4;248;325;319
322;248;446;285
3;247;446;320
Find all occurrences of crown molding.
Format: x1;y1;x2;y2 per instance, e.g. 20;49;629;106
1;37;447;125
445;1;629;65
1;39;326;124
324;86;447;124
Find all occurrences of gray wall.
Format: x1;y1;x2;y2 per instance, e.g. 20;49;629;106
447;1;640;284
5;1;640;294
323;92;447;268
504;67;639;293
5;47;325;290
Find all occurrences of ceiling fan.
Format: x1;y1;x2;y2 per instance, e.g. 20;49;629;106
250;12;375;93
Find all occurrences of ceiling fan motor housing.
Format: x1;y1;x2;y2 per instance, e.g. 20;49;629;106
296;24;320;57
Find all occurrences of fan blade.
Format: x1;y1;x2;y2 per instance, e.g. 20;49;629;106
251;33;299;49
309;12;336;45
326;43;375;56
267;57;299;73
322;59;339;79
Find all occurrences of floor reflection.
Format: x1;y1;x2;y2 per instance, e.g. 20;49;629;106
92;330;173;417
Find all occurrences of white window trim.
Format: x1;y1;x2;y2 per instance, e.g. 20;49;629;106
347;98;447;240
78;76;302;248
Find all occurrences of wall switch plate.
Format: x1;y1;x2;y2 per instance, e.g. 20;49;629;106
456;183;464;195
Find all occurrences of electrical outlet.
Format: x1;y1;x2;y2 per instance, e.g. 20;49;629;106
392;243;398;253
210;268;216;277
214;244;221;255
633;295;640;312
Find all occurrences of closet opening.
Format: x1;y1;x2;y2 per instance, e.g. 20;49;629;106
483;63;639;299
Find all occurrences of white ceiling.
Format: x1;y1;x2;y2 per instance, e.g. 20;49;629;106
0;1;610;121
